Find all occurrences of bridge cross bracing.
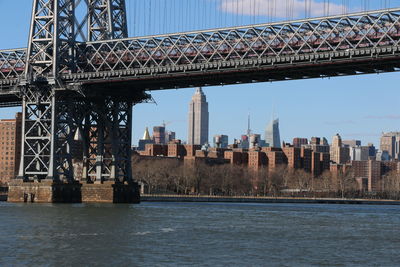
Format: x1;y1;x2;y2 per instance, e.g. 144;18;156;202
1;1;400;184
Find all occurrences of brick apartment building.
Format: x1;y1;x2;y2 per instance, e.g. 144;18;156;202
352;160;382;192
248;151;268;170
136;136;400;193
282;147;301;169
138;141;329;178
0;113;22;184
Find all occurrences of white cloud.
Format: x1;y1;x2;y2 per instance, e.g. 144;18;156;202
220;0;345;18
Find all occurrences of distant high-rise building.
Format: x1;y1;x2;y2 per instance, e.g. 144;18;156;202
240;135;249;149
310;137;321;145
165;131;176;144
188;87;209;145
321;137;329;146
330;133;349;164
380;132;400;160
265;118;281;148
153;126;165;144
350;146;370;161
376;150;390;161
368;143;376;158
343;140;361;148
249;134;261;149
213;135;229;148
304;137;330;153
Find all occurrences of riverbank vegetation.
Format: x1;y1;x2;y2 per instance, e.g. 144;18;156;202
132;155;400;199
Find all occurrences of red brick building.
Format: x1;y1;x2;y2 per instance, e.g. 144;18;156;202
320;153;330;173
311;152;321;177
224;151;248;165
267;151;285;171
140;144;168;157
282;147;301;169
301;147;312;173
352;160;382;192
184;145;202;158
0;113;22;184
168;141;186;158
248;151;267;170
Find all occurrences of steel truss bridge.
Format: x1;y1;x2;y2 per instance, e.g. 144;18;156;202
1;1;400;183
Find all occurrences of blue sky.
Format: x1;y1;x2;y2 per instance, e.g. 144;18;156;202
1;0;400;146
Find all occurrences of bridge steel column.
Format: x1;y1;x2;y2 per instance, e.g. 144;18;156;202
17;85;53;180
110;99;133;183
17;85;77;182
82;97;132;184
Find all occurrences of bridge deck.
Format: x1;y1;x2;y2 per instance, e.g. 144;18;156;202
1;8;400;100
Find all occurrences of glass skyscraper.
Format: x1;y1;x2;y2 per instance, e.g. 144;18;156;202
265;118;281;148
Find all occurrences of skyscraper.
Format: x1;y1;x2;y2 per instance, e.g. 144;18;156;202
380;132;400;160
153;126;165;144
265;118;281;148
188;87;209;145
330;133;350;164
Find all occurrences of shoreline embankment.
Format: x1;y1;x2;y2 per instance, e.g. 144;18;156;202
141;194;400;205
1;193;400;205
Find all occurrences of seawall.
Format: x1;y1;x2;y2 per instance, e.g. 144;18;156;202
141;194;400;205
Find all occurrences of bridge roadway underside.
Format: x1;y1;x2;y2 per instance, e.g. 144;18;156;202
2;49;400;107
79;54;400;92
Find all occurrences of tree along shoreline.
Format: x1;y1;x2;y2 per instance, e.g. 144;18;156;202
133;155;400;200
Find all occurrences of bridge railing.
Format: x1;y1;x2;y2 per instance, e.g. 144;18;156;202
73;8;400;78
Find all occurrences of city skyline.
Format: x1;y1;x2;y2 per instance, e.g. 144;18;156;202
2;1;400;148
130;73;400;147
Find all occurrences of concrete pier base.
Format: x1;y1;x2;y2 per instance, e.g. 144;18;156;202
7;181;140;203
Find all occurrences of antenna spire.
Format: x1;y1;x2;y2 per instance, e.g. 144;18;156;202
247;111;251;136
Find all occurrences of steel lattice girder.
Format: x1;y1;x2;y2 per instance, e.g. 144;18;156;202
0;49;26;80
88;0;128;41
69;8;400;84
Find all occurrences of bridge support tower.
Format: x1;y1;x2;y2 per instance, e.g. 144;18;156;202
8;0;142;203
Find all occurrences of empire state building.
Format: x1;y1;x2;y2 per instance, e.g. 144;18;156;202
188;87;209;145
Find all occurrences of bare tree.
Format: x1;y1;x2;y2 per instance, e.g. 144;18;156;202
337;168;356;198
383;171;400;199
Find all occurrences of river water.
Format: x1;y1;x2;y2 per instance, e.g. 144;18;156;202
0;202;399;266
